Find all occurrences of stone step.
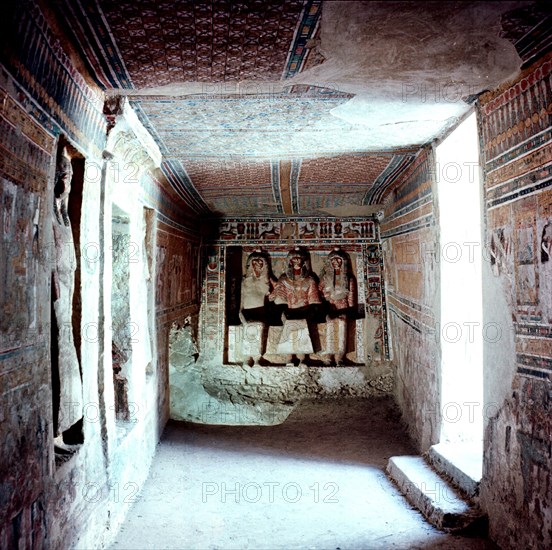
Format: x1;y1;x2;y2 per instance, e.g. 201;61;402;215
427;443;482;499
386;455;486;533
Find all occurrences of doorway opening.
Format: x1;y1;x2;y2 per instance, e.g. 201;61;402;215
435;111;483;478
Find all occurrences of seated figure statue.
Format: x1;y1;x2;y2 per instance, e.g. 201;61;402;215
270;247;321;367
239;249;275;366
319;247;356;365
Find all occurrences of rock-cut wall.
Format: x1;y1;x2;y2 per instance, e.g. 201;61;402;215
169;217;394;425
477;52;552;550
379;148;441;451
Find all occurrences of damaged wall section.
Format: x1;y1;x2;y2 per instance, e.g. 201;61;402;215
380;149;441;451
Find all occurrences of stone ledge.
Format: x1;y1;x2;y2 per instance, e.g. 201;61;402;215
426;443;482;500
386;455;486;534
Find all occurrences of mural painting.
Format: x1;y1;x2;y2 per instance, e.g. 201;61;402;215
478;53;552;550
515;197;539;306
203;217;387;367
218;218;377;243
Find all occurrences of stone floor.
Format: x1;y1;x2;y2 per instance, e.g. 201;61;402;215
109;398;498;550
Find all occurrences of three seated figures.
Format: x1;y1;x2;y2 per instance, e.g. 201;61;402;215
238;246;357;367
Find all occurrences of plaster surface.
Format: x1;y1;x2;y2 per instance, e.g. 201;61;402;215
292;0;523;146
121;1;523;157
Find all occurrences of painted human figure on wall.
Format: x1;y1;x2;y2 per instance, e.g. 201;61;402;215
319;247;356;365
270;246;321;366
51;148;83;448
239;249;275;366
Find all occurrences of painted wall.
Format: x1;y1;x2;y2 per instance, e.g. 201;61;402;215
380;149;441;451
0;1;201;547
382;52;552;550
478;52;552;550
1;2;106;546
169;217;394;425
155;219;202;428
0;70;57;550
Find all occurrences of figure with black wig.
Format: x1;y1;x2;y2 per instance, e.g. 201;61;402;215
319;247;356;365
270;246;321;366
239;249;275;366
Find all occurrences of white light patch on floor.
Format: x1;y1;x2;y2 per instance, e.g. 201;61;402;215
109;399;497;550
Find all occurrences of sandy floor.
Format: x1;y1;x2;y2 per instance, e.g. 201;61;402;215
110;397;498;550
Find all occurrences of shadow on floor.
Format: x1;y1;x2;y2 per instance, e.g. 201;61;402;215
164;396;416;467
111;397;499;550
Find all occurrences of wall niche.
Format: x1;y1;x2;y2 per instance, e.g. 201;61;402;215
226;245;364;367
200;217;389;367
171;219;394;424
51;137;85;460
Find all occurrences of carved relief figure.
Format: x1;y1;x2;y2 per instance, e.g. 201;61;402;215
490;227;512;276
319;248;356;365
53;151;72;226
270;247;321;366
51;149;83;447
239;249;275;366
259;222;280;240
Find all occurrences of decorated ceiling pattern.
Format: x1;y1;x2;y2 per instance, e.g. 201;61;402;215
181;159;275;216
130;92;391;159
52;0;420;216
100;0;308;87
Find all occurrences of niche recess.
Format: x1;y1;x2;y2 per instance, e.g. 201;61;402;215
111;204;132;422
51;137;85;462
224;245;364;366
143;207;156;376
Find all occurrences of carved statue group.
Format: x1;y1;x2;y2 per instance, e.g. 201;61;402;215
239;246;356;367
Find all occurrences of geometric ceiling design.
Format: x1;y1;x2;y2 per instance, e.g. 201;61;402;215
179;159;276;216
297;154;416;210
158;153;416;217
51;0;536;218
53;0;321;88
100;0;307;87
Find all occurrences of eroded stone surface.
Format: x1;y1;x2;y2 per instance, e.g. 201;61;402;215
169;323;394;425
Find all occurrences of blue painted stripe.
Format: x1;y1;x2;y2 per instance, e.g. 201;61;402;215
282;0;323;79
290;159;302;214
270;160;284;214
161;160;211;215
364;154;417;205
60;0;133;89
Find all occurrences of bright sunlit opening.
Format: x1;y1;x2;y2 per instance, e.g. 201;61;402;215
436;112;483;449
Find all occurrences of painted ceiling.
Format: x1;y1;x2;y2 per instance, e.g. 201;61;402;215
52;0;549;218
